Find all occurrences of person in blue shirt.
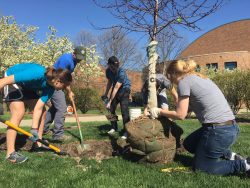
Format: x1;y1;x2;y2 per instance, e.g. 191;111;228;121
102;56;131;139
0;63;72;163
43;46;85;142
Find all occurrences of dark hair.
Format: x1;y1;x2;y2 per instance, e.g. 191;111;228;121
108;56;119;68
45;67;72;85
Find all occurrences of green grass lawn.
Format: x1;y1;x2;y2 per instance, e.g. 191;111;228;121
0;119;250;187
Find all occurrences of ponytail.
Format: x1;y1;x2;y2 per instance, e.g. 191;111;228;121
166;59;206;78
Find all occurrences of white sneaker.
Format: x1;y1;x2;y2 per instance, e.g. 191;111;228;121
121;132;128;140
107;129;116;134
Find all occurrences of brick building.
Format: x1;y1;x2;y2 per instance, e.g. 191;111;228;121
179;19;250;70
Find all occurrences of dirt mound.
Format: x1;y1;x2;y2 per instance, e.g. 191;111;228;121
61;140;113;161
0;133;113;161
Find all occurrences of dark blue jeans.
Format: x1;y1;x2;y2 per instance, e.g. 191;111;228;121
110;88;130;132
183;122;246;175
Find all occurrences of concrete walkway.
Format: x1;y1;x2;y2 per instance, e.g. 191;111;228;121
0;114;122;128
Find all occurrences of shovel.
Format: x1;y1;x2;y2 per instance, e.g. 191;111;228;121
0;118;67;155
71;99;90;151
101;96;118;122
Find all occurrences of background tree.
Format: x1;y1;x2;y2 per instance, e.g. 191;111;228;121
93;0;226;109
157;29;188;61
98;27;144;70
74;30;96;48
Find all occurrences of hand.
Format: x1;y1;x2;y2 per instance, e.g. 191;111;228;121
150;107;161;119
101;95;107;101
29;129;39;142
106;101;111;110
144;107;150;116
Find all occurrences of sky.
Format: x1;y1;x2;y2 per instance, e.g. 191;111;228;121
0;0;250;50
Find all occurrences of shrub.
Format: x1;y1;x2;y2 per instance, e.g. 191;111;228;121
243;71;250;111
69;86;105;113
211;70;247;115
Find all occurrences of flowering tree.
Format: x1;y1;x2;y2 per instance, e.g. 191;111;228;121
74;45;103;87
0;16;102;86
0;16;38;71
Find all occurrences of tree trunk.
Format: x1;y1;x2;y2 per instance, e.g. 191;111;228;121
147;40;159;108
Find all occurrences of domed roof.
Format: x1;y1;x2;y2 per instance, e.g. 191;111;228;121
179;19;250;57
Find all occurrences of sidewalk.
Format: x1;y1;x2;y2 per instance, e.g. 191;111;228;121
0;114;122;128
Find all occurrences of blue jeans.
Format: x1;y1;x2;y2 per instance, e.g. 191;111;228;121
183;122;246;175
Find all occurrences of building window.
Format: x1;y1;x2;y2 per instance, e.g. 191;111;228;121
206;63;218;70
224;62;237;70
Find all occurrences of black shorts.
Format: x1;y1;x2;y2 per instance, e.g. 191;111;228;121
3;84;39;102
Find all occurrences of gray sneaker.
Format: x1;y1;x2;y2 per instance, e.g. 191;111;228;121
6;152;28;164
52;134;72;142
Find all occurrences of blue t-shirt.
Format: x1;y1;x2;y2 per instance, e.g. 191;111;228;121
6;63;55;103
53;53;76;73
106;68;131;92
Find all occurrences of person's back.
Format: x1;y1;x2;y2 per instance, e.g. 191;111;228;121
53;53;76;73
178;74;234;124
7;63;47;89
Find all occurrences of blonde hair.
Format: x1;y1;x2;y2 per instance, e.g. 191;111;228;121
166;59;207;78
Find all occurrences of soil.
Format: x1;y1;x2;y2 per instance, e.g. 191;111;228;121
0;133;114;161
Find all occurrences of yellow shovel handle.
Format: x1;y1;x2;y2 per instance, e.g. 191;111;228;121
5;120;32;137
1;119;62;154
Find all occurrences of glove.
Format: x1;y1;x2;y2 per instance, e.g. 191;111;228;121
29;129;39;142
101;95;109;105
150;107;161;119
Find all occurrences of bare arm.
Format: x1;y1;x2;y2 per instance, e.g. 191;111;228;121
160;96;189;120
109;82;122;103
0;75;15;90
32;99;45;129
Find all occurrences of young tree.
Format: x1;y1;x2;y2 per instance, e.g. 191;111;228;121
93;0;226;109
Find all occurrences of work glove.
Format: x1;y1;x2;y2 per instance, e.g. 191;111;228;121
150;107;161;119
29;129;39;142
101;95;109;105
